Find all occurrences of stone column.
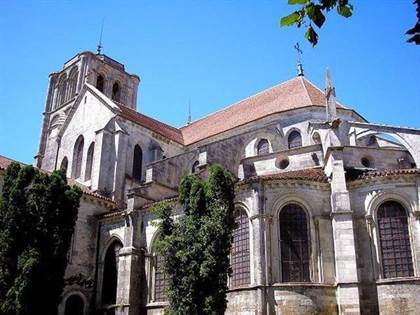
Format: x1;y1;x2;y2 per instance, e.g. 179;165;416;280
116;246;142;315
250;182;267;315
329;153;361;315
115;212;142;315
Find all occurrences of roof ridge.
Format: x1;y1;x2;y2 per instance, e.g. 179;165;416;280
298;76;315;105
118;104;181;133
180;76;302;129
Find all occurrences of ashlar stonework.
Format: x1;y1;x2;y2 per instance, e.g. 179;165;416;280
1;50;420;315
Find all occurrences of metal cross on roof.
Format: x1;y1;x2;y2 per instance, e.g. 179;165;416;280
294;42;304;76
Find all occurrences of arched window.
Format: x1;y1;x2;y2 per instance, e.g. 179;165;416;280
288;130;302;149
56;74;68;108
257;139;270;155
279;204;310;282
192;160;199;174
132;145;143;181
96;74;104;93
85;142;94;181
230;209;250;287
377;201;413;278
67;67;78;101
64;294;84;315
112;82;121;102
102;240;123;306
60;157;68;175
154;253;168;302
72;136;84;179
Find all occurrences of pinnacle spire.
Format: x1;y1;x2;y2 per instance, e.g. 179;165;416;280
325;68;337;122
187;98;192;125
96;19;105;55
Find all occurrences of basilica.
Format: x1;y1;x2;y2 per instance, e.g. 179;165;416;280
1;50;420;315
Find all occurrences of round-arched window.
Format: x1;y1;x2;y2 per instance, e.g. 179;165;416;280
288;130;302;149
257;139;269;155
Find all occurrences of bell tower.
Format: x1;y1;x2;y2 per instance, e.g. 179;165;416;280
35;51;140;170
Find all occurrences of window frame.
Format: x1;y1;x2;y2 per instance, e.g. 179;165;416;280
376;200;414;279
230;208;251;288
278;203;311;283
287;130;303;149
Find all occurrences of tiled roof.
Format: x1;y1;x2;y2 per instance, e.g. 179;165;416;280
347;168;420;181
239;168;329;185
0;154;115;205
0;155;20;170
118;105;184;144
180;76;343;145
118;76;343;146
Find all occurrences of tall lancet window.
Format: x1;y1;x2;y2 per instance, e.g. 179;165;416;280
102;240;123;306
67;67;78;100
112;82;121;103
96;74;104;93
230;209;250;287
85;142;94;181
378;201;413;278
132;145;143;181
72;136;84;179
280;204;310;282
288;130;302;149
56;74;68;108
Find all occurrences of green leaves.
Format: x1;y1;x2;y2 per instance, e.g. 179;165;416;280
305;25;319;46
0;163;81;315
306;4;325;28
153;164;235;315
280;11;301;27
280;0;353;46
337;3;353;18
288;0;308;4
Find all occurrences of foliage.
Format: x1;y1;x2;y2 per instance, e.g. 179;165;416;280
406;0;420;45
152;164;235;315
281;0;420;46
0;163;82;315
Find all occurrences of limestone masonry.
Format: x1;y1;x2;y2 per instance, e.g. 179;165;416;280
1;50;420;315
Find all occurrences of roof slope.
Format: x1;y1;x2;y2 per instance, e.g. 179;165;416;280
117;76;344;146
180;76;342;145
0;155;19;170
118;105;184;144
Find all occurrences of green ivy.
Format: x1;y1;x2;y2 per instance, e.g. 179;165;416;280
152;164;235;315
0;163;82;315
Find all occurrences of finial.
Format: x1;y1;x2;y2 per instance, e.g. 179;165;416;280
187;98;192;125
294;42;304;76
96;19;105;55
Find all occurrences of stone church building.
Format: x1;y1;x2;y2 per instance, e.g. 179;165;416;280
1;50;420;315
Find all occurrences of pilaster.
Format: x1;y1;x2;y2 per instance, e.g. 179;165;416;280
329;150;361;314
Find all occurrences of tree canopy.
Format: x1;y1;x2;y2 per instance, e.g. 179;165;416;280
281;0;420;46
152;164;235;315
0;163;82;315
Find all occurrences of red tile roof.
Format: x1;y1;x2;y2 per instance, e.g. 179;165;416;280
118;105;184;144
348;168;420;181
0;155;20;170
239;168;329;185
180;76;343;145
118;76;342;146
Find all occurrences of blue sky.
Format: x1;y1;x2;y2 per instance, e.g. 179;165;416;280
0;0;419;164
